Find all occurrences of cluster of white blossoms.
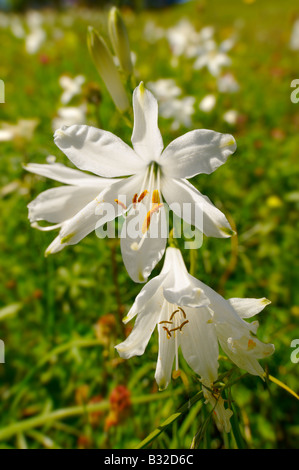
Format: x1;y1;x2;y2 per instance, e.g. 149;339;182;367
144;18;240;129
25;9;274;434
26;81;274;432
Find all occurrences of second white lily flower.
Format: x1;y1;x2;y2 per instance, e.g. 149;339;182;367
116;247;274;431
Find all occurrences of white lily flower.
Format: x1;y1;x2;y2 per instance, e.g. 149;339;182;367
193;38;233;77
116;247;274;431
115;247;214;389
53;83;236;280
59;75;85;105
28;83;236;282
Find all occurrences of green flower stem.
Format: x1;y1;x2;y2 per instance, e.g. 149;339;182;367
189;249;197;277
0;390;181;442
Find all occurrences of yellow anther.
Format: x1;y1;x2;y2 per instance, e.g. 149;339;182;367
138;190;148;203
152;189;160;205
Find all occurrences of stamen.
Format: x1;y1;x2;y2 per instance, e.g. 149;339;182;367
152;189;161;204
162;326;172;339
138;190;148;203
169;326;181;333
169;310;180;321
159;321;173;325
31;221;64;231
141;203;163;234
178;307;187;319
179;320;189;330
132;193;138;208
114;199;127;210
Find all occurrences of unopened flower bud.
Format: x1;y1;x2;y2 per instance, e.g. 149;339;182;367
87;26;129;112
108;7;133;75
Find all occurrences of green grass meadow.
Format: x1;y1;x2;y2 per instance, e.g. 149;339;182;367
0;0;298;449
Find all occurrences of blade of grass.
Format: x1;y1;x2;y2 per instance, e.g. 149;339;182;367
268;374;299;400
135;390;203;449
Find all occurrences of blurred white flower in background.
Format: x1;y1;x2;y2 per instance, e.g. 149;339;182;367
25;27;46;54
223;109;238;126
217;72;239;93
25;10;46;54
160;96;195;131
147;79;182;101
199;94;216;113
193;36;233;77
143;20;165;43
59;75;86;105
166;18;201;58
0;119;39;142
10;15;25;39
289;19;299;50
147;79;195;130
51;105;87;131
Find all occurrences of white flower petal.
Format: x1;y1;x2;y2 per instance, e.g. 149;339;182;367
28;185;100;224
131;83;164;162
123;273;167;324
160;129;236;178
120;204;168;283
24;162;106;186
115;294;163;359
155;304;176;391
162;248;209;308
161;177;235;238
228;298;271;319
46;195;104;254
219;335;275;378
54;124;146;178
180;306;219;384
203;386;233;433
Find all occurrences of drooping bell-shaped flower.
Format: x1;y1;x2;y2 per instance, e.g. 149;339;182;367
116;247;274;431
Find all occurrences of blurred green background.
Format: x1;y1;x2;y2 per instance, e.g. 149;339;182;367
0;0;298;449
